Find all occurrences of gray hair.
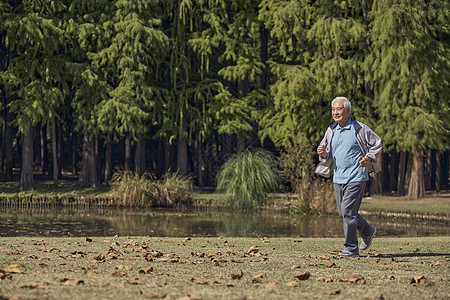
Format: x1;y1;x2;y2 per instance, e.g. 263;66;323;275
332;97;351;112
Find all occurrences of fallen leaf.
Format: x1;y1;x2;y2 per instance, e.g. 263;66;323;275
290;265;301;269
316;277;333;283
344;273;366;284
0;270;13;280
60;278;84;286
116;265;133;271
124;278;147;285
323;262;337;268
139;267;154;274
189;276;208;285
86;237;93;242
108;271;127;277
38;263;49;268
295;272;311;281
229;271;244;279
410;275;434;286
1;264;23;274
319;289;340;295
247;247;259;254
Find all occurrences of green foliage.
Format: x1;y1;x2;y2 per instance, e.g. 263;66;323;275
216;148;281;208
110;171;192;207
277;137;315;193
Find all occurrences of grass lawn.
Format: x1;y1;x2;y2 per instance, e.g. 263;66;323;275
0;236;449;299
361;191;450;214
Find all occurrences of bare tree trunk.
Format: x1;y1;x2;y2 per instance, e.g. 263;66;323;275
57;121;62;179
71;129;77;175
388;151;398;192
105;142;112;186
40;125;48;175
177;111;188;176
435;151;440;193
79;133;97;187
408;151;425;199
196;137;203;187
3;120;13;180
397;151;407;195
135;137;146;175
424;149;434;190
124;138;132;171
20;124;34;189
51;116;58;183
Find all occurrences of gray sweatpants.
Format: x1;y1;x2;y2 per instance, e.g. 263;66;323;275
334;181;371;253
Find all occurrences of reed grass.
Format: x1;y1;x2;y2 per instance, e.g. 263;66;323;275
109;171;193;207
216;148;281;208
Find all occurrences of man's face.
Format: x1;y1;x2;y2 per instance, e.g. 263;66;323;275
332;100;350;124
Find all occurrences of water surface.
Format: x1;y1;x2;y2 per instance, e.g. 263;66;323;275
0;207;448;237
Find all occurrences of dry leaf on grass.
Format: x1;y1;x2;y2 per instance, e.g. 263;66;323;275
139;267;154;274
116;265;133;271
342;273;366;284
251;272;265;283
316;277;333;283
319;289;340;295
1;264;24;274
295;272;311;281
0;270;13;280
410;275;434;286
229;271;244;279
60;278;84;286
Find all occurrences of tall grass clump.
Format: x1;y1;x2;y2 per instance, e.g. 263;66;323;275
216;148;281;208
110;172;192;207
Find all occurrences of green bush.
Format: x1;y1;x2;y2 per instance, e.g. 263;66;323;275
110;172;192;207
216;148;281;208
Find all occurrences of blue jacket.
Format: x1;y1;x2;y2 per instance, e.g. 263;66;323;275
315;118;382;178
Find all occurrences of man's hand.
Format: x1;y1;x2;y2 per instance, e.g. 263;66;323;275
317;145;327;159
358;156;372;167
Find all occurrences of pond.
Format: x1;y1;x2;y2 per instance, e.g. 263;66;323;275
0;207;448;237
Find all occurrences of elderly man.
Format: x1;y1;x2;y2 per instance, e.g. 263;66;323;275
316;97;382;257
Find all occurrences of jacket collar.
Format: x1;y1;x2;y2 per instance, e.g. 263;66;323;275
330;117;361;131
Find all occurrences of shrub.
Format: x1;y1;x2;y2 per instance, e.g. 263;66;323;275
216;148;281;208
110;172;192;207
289;179;335;215
278;138;315;193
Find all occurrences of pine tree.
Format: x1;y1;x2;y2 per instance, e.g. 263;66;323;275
1;0;67;189
367;0;449;199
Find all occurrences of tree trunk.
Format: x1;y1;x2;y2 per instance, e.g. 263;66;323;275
71;129;77;175
260;25;268;90
388;151;398;192
3;120;13;180
51;116;58;183
79;133;98;187
424;149;434;190
408;151;425;199
397;151;407;195
105;142;112;186
41;125;48;175
124;138;132;171
20;124;34;189
57;121;62;179
135;137;146;175
196;137;203;187
435;151;440;193
177;111;188;176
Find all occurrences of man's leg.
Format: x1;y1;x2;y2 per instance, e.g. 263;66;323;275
340;181;367;254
